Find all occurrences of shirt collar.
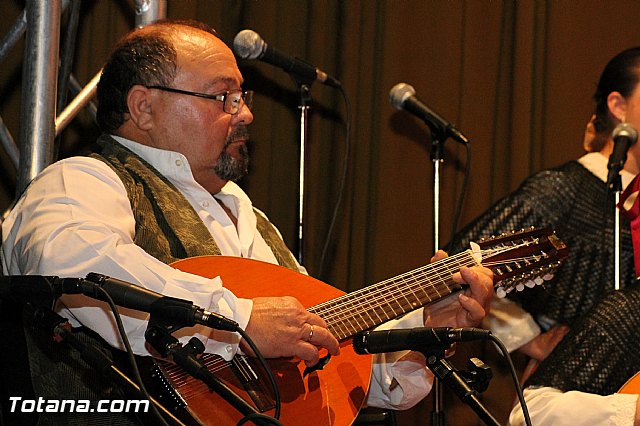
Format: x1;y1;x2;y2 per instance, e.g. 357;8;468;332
109;134;251;202
578;151;636;189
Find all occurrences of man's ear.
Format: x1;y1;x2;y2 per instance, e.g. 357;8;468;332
607;91;628;123
126;85;154;130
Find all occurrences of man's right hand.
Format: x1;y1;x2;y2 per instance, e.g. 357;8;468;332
243;296;340;366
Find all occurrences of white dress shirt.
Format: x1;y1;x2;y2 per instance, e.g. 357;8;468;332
1;136;432;410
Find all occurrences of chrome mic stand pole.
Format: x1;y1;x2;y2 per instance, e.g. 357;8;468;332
431;133;445;426
614;191;621;290
606;122;639;290
297;84;311;264
609;175;622;291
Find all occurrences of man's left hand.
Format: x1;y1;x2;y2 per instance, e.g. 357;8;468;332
422;250;493;328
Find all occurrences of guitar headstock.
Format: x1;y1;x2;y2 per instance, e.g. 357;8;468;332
475;227;568;298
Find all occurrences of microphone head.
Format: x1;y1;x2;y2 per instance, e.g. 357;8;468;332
389;82;416;110
612;122;638;144
232;29;266;60
352;331;370;355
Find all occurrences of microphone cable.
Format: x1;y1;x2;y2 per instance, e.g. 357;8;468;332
88;285;174;426
489;334;532;426
317;84;351;279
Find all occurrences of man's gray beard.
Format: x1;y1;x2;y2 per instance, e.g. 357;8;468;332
214;144;249;181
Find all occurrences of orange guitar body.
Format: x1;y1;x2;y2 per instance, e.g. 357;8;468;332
170;256;373;426
157;229;567;425
619;372;640;394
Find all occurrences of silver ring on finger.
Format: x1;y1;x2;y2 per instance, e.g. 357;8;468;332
307;324;314;342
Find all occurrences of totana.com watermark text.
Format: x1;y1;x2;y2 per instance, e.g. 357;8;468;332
8;396;149;413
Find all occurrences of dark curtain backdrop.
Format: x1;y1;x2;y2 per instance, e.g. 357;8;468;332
2;1;640;424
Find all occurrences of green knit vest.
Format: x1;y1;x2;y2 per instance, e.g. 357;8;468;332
89;134;299;271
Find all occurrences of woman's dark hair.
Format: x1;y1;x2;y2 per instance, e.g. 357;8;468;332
590;47;640;150
96;20;219;133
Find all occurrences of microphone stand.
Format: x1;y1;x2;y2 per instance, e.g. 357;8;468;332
144;318;276;425
609;174;622;291
288;73;315;265
295;82;312;264
421;345;500;426
430;129;446;426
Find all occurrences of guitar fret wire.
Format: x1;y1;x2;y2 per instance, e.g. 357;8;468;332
314;246;534;337
328;251;539;338
312;250;472;316
314;242;539;328
312;249;474;312
318;259;469;328
316;252;479;337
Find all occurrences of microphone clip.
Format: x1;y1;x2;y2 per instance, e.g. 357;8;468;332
423;348;500;425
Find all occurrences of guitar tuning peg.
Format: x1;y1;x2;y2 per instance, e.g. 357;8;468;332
516;283;525;292
496;287;507;298
543;273;554;281
534;277;544;285
525;280;536;288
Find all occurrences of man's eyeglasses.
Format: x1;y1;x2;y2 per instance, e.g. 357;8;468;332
146;86;253;115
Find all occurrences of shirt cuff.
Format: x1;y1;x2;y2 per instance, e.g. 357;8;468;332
483;297;540;352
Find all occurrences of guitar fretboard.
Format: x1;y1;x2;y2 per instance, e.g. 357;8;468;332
309;250;478;341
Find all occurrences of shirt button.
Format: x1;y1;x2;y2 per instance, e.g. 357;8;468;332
225;345;233;353
202;200;209;208
175;159;182;167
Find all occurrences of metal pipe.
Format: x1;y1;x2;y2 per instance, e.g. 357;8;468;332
0;0;69;67
134;0;167;27
0;115;19;170
16;0;61;197
55;70;101;137
69;74;98;120
54;0;81;156
0;10;26;64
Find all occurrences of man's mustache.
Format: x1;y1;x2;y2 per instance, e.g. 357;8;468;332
226;126;250;147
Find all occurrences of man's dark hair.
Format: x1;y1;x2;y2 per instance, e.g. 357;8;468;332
96;20;220;133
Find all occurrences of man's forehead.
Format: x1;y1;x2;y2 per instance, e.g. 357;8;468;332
172;26;226;52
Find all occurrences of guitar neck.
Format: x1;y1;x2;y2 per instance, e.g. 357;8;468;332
309;250;478;341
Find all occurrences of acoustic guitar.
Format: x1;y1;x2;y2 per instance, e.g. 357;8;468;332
141;228;567;425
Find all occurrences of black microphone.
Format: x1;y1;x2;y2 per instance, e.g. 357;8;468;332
233;29;341;88
352;327;491;354
389;82;469;144
607;122;638;189
0;274;239;331
82;273;239;331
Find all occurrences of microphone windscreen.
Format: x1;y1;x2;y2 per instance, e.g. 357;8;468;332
233;29;265;60
351;331;370;355
612;122;638;144
389;82;416;110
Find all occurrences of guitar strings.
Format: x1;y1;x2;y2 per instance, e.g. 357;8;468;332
312;252;476;339
313;240;542;319
311;242;549;340
318;252;545;338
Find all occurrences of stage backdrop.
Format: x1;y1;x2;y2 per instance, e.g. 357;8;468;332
2;1;640;424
